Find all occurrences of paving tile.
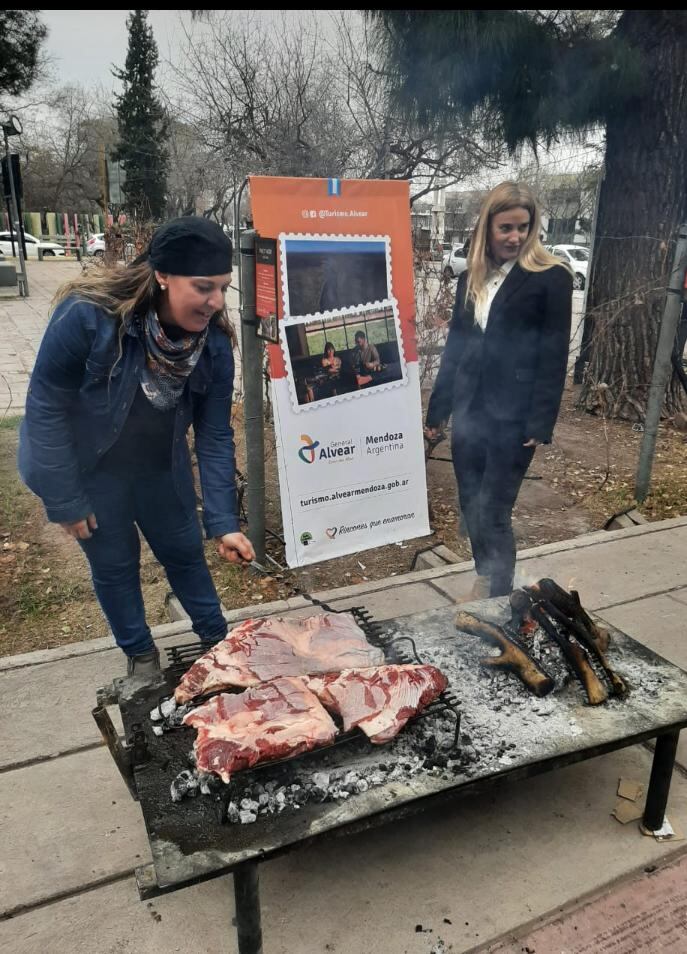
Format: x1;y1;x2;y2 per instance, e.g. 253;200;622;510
0;746;150;915
329;580;452;620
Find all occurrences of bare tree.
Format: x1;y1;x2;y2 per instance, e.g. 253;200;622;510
331;13;507;201
18;85;115;213
163;12;507;203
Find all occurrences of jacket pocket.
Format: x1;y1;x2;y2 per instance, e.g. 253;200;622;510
85;358;122;382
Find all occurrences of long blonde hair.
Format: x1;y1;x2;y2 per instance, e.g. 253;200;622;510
466;181;569;308
52;261;237;346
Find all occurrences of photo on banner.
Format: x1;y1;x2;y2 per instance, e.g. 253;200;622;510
280;304;407;412
279;234;392;318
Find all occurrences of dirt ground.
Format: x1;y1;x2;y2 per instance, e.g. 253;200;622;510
2;380;687;658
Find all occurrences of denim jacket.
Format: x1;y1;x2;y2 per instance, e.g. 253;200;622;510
18;297;240;537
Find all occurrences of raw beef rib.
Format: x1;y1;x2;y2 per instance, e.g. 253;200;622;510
175;613;384;703
308;665;448;743
183;676;338;783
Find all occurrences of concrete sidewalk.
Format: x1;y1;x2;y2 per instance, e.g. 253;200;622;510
1;518;687;953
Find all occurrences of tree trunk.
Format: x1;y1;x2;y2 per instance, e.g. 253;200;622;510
580;11;687;420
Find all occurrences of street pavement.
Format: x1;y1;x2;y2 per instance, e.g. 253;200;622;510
1;517;686;953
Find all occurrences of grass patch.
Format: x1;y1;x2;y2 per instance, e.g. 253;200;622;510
0;415;22;430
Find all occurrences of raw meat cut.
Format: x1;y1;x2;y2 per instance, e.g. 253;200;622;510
183;676;338;783
307;665;448;743
175;613;384;703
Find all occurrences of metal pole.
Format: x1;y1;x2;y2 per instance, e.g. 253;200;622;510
641;729;679;832
635;223;687;503
239;228;266;563
573;168;604;384
233;862;263;954
3;134;28;296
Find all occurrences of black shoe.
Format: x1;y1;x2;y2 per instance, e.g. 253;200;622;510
126;647;161;679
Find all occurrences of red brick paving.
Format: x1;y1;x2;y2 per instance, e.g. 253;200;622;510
487;849;687;953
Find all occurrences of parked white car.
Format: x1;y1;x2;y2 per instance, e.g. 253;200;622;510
549;244;589;290
0;231;66;258
441;245;468;280
86;233;105;257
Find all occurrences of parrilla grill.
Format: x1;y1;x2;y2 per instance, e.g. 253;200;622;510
94;590;687;954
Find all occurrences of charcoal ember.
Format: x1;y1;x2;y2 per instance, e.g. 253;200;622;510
170;769;199;802
239;810;257;824
160;697;177;719
198;772;217;796
241;798;259;813
355;779;369;793
149;706;162;722
312;771;330;789
152;725;164;737
227;801;240;823
166;703;192;728
258;793;270;807
423;736;437;756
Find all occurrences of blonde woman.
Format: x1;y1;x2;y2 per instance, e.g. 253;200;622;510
425;182;572;600
19;218;255;678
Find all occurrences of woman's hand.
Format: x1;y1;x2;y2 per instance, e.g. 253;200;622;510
215;532;256;565
523;437;542;448
60;513;98;540
424;426;441;441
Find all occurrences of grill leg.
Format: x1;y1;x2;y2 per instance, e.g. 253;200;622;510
642;730;680;832
233;862;263;954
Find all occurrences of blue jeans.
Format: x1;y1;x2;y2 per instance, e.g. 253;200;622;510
78;470;228;657
452;407;535;598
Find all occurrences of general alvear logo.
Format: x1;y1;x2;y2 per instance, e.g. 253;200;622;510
298;434;320;464
298;434;356;464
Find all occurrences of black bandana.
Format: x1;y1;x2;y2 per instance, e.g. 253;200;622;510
147;216;232;276
139;311;208;410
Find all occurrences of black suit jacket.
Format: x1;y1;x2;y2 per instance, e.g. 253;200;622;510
426;263;573;443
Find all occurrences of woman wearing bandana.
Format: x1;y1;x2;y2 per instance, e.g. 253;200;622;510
19;217;255;678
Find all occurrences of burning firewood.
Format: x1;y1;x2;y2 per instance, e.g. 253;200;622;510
532;580;628;698
511;590;608;706
535;578;610;653
454;611;555;697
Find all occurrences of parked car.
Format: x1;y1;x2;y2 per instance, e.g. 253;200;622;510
442;245;468;280
0;231;66;258
86;233;105;257
549;244;589;290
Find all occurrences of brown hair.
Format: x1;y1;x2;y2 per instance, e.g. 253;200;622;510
52;260;237;346
466;181;570;309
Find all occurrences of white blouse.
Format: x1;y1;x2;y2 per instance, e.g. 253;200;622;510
474;258;516;331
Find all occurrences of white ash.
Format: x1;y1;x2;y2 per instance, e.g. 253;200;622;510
170;769;199;802
149;697;192;730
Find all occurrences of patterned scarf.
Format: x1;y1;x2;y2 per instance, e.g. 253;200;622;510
139;311;209;410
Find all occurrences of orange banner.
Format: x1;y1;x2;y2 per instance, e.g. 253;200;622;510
249;176;417;377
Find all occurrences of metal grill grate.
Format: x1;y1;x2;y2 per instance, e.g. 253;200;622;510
161;603;462;765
